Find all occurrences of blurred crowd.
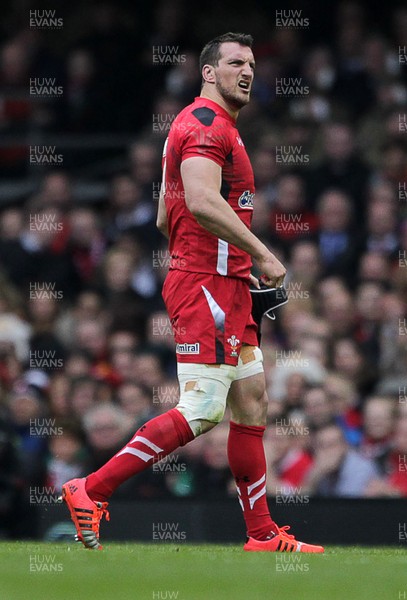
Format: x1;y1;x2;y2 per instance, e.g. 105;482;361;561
0;0;407;538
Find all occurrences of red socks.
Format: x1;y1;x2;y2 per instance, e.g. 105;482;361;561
86;410;277;542
86;408;194;502
228;420;278;540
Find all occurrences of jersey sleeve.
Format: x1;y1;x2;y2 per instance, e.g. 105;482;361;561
181;115;232;167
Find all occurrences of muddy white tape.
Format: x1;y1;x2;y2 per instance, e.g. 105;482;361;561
176;363;236;436
235;346;264;381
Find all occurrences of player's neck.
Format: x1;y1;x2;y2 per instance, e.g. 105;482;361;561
200;89;239;121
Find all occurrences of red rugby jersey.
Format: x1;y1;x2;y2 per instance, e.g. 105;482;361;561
162;97;255;279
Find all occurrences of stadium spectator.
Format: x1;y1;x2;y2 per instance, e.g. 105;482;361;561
365;417;407;497
83;403;133;468
68;208;106;284
359;396;396;473
324;373;362;445
303;423;379;497
315;189;362;283
269;173;318;251
264;422;313;496
45;421;87;493
251;146;280;207
302;385;333;432
116;381;156;428
106;329;140;383
55;48;98;132
0;415;26;538
128;140;161;200
307;122;371;214
357;250;392;286
364;200;399;256
330;336;377;396
69;375;100;419
95;247;146;334
47;373;71;419
286;240;322;296
105;173;158;251
6;382;48;505
193;422;234;499
132;350;166;389
353;281;385;369
36;171;73;212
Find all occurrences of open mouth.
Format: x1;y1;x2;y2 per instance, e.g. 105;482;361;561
238;80;250;92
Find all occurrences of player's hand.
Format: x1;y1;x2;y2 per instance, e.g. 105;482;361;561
249;274;260;289
256;253;286;288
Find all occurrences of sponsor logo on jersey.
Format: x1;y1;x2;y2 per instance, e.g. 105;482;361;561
236;136;244;146
238;190;255;209
227;335;241;357
176;343;200;354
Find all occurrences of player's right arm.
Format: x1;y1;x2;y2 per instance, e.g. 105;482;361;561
181;156;286;288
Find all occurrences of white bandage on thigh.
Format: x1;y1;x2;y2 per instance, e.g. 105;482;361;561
235;346;264;381
176;363;236;436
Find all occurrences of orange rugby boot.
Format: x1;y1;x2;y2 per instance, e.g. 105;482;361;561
60;477;109;550
244;525;324;553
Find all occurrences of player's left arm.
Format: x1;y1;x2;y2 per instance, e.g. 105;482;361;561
156;185;169;239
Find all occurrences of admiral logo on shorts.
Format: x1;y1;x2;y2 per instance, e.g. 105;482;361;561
176;343;200;354
238;190;254;209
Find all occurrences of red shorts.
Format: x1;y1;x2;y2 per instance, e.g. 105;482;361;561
162;270;258;366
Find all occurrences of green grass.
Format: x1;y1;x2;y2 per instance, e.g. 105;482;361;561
0;542;406;600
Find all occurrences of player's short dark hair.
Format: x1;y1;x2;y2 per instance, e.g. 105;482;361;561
199;32;253;73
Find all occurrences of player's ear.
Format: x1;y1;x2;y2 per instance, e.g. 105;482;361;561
202;64;216;84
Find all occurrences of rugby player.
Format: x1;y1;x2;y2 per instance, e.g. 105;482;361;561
61;32;324;554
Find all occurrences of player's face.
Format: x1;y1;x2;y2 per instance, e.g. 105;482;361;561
214;42;255;109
